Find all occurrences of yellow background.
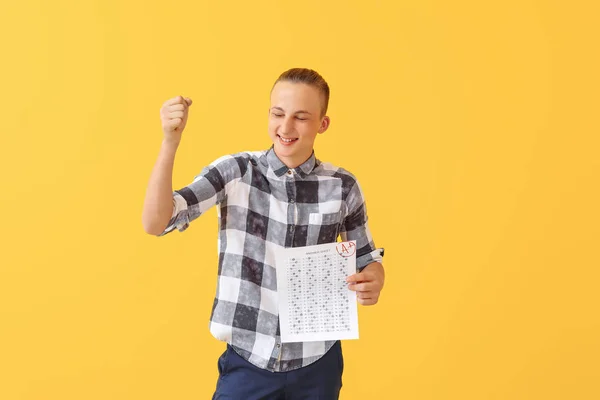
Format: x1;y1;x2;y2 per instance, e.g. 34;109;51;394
1;0;599;399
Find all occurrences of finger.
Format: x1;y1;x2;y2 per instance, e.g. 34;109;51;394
356;291;380;302
168;111;184;119
184;97;193;106
358;297;378;306
167;104;185;112
348;282;375;292
160;106;184;120
164;96;185;107
346;272;367;283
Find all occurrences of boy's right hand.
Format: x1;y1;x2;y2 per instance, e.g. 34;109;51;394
160;95;193;143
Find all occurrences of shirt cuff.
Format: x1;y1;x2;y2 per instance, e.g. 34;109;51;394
356;247;385;271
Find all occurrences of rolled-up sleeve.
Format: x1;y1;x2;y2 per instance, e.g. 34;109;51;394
339;178;384;271
158;154;249;236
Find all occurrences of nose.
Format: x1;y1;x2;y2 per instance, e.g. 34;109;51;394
280;116;295;135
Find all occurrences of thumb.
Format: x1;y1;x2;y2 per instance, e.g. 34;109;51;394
346;272;365;283
184;97;193;106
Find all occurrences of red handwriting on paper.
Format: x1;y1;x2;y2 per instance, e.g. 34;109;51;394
336;242;356;258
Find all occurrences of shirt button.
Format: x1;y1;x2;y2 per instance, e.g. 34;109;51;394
276;344;281;348
287;170;293;175
289;199;295;204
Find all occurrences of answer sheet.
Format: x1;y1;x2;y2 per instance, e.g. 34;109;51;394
275;241;359;343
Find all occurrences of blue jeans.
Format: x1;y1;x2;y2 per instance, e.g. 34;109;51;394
212;341;344;399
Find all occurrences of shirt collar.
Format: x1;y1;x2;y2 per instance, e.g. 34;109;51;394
265;145;317;179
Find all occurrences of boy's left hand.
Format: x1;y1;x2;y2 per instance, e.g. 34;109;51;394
346;262;385;305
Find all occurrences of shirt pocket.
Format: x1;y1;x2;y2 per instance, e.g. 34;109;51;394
307;211;342;245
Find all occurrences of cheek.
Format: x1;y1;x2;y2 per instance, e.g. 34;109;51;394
299;127;318;140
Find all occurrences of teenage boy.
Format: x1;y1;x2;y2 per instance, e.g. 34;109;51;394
142;68;385;399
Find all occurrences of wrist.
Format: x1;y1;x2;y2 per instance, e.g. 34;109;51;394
162;138;181;150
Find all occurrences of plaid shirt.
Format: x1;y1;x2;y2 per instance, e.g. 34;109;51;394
159;146;384;372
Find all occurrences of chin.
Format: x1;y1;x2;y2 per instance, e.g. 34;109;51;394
275;144;295;154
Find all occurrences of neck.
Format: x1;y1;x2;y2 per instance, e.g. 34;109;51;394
275;149;313;169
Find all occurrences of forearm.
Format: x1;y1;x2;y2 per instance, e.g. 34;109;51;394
142;139;180;235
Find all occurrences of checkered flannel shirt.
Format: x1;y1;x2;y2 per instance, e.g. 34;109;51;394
158;146;384;372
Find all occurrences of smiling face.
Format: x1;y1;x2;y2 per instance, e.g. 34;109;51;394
268;81;330;168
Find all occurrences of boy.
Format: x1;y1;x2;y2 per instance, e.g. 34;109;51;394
142;68;385;399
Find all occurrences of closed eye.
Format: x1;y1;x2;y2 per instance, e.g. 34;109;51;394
272;113;307;120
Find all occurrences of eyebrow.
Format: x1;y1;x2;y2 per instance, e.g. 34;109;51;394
270;107;312;115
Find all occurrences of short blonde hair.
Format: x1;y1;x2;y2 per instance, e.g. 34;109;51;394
271;68;330;119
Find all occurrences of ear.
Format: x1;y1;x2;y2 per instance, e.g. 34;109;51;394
317;116;330;134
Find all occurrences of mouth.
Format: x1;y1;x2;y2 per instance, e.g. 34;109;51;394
277;135;299;145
